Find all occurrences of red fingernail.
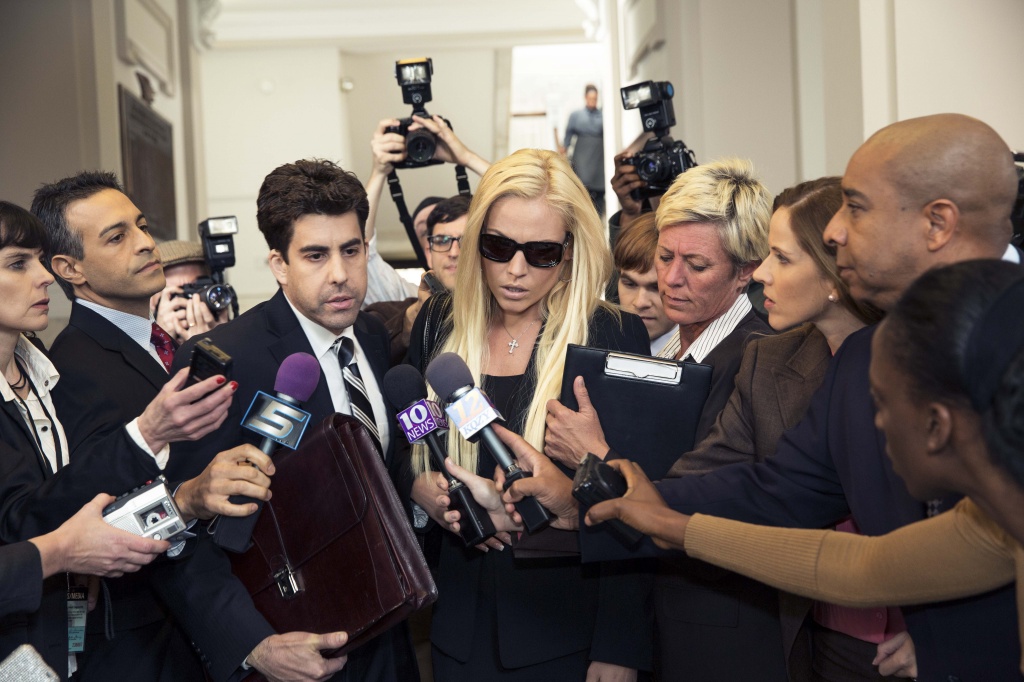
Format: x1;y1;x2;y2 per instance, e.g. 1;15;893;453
229;381;238;391
216;376;226;385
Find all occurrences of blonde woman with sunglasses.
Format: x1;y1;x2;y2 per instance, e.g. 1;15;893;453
407;149;650;681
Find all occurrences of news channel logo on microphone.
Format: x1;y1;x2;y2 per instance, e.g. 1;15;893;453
445;388;503;441
242;391;313;449
397;399;449;443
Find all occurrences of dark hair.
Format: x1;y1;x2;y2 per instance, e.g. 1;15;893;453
585;84;598;96
30;171;123;300
0;201;49;252
426;195;472;236
773;177;881;325
413;196;445;222
613;212;658;273
883;259;1024;488
256;159;368;259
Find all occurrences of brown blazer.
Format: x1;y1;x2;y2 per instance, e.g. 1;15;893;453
667;323;830;478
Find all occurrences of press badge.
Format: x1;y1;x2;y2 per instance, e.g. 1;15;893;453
67;584;87;653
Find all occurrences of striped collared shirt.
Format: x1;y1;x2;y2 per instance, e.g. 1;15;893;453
660;294;752;362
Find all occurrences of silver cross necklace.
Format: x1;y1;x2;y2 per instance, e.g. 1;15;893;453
502;319;537;354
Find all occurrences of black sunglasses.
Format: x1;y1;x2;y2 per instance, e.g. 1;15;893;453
478;232;571;268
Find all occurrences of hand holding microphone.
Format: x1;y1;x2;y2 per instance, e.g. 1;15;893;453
383;365;496;546
425;353;553;533
214;352;320;553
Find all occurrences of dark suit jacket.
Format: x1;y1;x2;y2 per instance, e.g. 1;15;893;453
690;309;773;444
668;324;830;681
0;334;163;679
0;543;42;620
169;289;418;682
644;311;791;682
657;325;1022;682
408;297;655;672
49;302;270;682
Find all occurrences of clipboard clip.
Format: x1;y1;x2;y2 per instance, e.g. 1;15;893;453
604;353;682;385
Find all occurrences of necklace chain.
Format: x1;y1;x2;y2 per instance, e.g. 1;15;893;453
501;320;537;354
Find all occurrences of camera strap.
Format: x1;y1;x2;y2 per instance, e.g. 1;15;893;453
386;170;430;270
387;165;474;270
454;164;471;197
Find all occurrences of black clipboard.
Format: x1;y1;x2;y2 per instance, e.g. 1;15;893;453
559;344;712;562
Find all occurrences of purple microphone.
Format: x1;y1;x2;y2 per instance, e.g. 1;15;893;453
217;352;321;553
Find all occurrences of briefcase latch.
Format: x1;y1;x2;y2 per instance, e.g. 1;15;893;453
274;565;303;599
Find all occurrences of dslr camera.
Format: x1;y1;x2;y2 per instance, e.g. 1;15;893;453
621;81;698;200
386;57;452;168
174;216;240;317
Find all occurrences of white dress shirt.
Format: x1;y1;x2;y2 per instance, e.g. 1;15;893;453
286;297;391;455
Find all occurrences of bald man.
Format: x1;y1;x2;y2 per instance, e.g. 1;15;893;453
640;114;1020;681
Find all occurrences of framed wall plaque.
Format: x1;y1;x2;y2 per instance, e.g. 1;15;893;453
118;84;176;241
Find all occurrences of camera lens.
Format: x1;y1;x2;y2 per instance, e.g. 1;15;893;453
204;284;232;312
405;129;436;164
637;155;667;183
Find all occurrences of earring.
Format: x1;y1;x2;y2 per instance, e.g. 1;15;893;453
827;293;838;303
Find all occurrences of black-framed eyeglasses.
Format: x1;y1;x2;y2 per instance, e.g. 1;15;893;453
478;232;571;268
427;235;464;253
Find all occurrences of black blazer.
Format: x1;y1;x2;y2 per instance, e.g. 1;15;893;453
0;543;43;618
408;297;655;672
0;336;165;679
657;325;1022;682
690;309;773;444
170;289;418;682
48;302;271;682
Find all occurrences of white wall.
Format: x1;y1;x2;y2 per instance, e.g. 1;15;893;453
0;0;194;344
342;49;499;258
199;45;349;309
890;0;1024;150
618;0;800;196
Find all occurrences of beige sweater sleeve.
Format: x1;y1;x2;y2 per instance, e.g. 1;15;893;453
684;499;1017;607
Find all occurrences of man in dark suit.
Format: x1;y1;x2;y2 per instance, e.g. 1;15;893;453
644;114;1023;680
170;159;419;681
32;171;346;681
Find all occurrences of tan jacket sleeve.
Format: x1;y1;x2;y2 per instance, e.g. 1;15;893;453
684;499;1016;607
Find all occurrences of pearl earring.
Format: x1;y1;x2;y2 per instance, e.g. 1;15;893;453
828;293;838;303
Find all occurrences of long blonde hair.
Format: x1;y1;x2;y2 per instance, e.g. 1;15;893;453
414;149;615;474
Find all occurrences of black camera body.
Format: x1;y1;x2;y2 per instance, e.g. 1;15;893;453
626;137;698;199
179;277;236;314
172;216;239;317
385;115;452;169
620;80;698;200
386;57;450;169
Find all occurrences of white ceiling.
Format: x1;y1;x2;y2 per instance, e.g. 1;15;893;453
210;0;597;52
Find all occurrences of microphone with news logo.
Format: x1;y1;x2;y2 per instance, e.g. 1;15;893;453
424;353;552;533
383;365;496;546
214;352;320;553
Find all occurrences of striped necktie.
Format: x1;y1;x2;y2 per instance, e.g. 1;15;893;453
335;336;382;455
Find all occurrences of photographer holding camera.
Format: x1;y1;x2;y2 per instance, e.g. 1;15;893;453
151;240;231;344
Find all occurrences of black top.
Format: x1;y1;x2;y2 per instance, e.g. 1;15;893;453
408;295;655;672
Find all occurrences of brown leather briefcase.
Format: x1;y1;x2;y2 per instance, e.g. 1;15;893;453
229;413;436;661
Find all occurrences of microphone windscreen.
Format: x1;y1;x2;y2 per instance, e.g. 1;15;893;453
383;365;428;410
275;352;320;402
425;352;475;402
